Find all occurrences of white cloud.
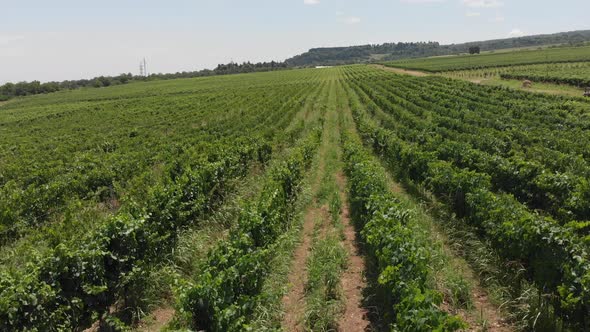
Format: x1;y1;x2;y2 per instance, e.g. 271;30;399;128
344;16;361;24
0;35;25;46
489;15;505;22
304;0;320;5
335;12;361;25
508;28;526;37
465;11;481;17
462;0;503;8
401;0;445;3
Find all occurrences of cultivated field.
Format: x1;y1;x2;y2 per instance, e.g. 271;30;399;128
500;61;590;87
1;63;590;331
383;45;590;72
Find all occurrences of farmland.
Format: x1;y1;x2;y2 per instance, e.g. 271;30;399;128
383;45;590;72
381;45;590;97
500;61;590;87
0;69;327;330
439;62;590;93
1;62;590;332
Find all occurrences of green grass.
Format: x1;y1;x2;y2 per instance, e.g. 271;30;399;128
244;185;313;331
249;77;350;331
303;79;349;331
239;78;336;331
304;235;347;331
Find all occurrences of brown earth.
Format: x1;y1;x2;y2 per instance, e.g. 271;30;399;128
135;307;175;332
440;284;512;332
335;171;370;332
467;288;512;332
281;205;319;332
371;64;431;77
317;204;331;238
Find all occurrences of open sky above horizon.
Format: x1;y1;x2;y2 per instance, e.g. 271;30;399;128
1;0;589;83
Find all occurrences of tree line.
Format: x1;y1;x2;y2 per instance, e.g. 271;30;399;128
0;61;287;101
285;29;590;66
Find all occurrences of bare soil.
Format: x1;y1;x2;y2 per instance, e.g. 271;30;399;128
335;171;370;332
318;204;331;238
135;307;175;332
282;109;333;331
440;284;511;332
437;235;513;331
372;64;431;77
281;205;319;332
468;288;512;332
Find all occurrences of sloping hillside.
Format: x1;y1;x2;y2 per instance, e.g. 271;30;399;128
285;30;590;67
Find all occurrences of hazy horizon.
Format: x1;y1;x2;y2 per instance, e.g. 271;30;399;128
1;0;589;84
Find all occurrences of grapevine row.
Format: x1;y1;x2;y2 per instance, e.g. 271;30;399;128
344;68;590;223
0;136;274;330
0;73;321;244
340;123;464;331
0;76;329;330
177;126;323;331
382;45;590;72
342;66;590;328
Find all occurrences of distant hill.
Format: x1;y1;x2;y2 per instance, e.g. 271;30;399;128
285;30;590;67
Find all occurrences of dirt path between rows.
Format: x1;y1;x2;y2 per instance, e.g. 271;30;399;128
135;308;175;332
463;287;511;332
281;205;320;332
382;173;512;331
373;63;582;98
282;106;332;330
336;171;370;332
364;67;516;331
371;64;431;77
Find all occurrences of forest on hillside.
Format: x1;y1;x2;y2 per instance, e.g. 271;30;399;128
285;30;590;66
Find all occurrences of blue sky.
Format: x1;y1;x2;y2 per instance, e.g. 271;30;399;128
1;0;589;83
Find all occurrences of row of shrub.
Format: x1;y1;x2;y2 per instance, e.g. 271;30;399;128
381;45;590;72
349;101;590;329
347;74;590;223
0;137;272;331
0;82;309;245
176;127;322;331
341;129;465;331
500;72;590;88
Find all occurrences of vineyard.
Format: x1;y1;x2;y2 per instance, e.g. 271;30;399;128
439;62;590;92
382;45;590;72
1;63;590;331
500;62;590;87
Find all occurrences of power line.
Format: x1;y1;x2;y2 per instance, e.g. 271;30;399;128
139;58;148;77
